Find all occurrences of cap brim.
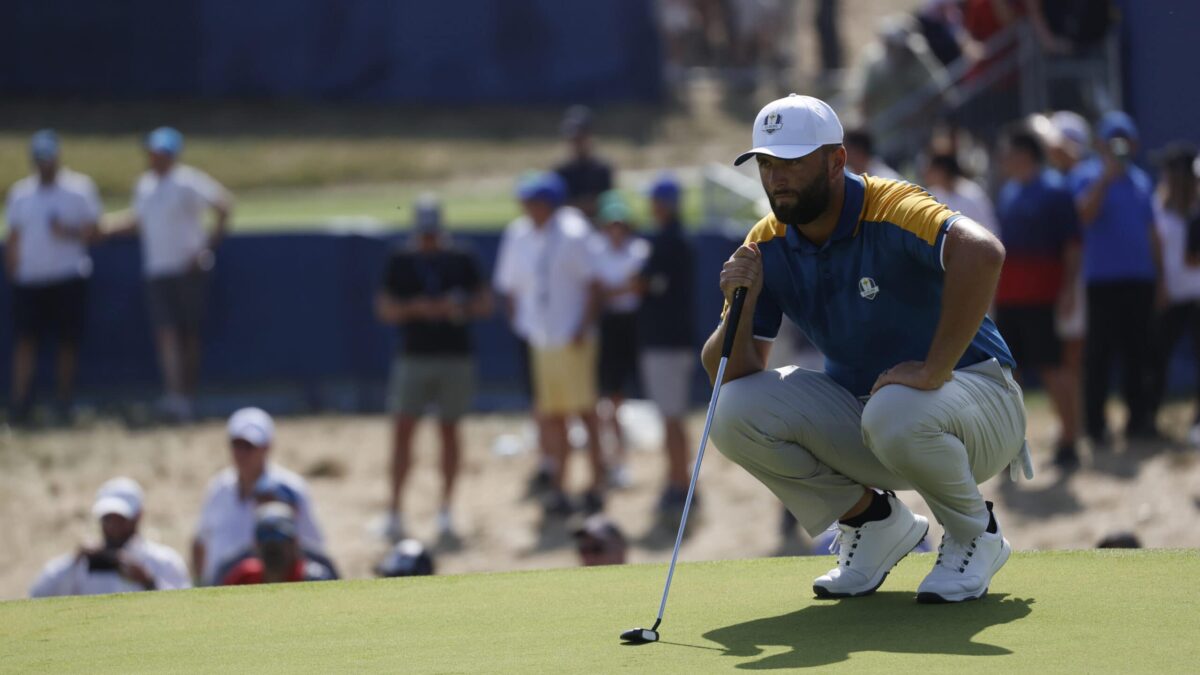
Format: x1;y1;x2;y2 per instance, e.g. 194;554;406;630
93;496;136;520
734;144;823;166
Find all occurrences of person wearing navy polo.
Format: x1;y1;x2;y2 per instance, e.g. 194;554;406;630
994;125;1082;469
703;95;1028;604
1070;111;1162;442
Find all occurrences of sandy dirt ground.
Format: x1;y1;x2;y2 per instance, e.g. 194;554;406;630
2;399;1199;601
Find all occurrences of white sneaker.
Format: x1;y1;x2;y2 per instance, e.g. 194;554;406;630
917;514;1011;603
813;493;929;598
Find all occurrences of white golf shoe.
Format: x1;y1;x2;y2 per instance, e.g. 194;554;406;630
813;493;929;598
917;506;1011;603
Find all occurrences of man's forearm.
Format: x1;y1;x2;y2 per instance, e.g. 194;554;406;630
925;238;1004;378
701;294;765;384
1076;180;1109;226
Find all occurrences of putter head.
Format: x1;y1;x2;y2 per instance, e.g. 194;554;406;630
620;627;660;644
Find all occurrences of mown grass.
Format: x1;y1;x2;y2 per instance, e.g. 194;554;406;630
2;550;1197;673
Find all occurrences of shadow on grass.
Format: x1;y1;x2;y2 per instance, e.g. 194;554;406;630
701;592;1034;669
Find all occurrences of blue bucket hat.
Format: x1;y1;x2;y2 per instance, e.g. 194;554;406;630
516;171;567;206
146;126;184;155
30;129;59;162
1097;111;1138;143
648;173;681;204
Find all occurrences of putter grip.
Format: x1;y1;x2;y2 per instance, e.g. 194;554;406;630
721;287;749;358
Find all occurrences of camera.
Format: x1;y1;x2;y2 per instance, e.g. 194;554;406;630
85;549;121;572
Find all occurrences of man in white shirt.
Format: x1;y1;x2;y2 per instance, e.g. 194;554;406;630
844;128;903;181
494;172;606;517
192;407;325;585
107;127;232;421
29;477;190;598
4;130;102;424
923;153;999;236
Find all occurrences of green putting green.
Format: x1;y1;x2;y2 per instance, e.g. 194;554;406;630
2;550;1196;673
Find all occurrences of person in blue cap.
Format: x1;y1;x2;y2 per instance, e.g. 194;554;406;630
105;126;233;422
634;173;699;520
4;129;103;425
1070;111;1162;443
494;171;606;518
375;194;492;543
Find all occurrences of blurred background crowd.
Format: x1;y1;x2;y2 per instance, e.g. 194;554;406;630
3;0;1198;599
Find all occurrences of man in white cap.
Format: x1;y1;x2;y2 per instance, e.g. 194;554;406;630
4;130;102;425
705;94;1027;603
105;126;233;422
192;407;325;585
29;477;189;597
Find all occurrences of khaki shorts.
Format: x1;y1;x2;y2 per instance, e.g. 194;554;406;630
640;349;695;418
387;355;475;420
531;340;598;416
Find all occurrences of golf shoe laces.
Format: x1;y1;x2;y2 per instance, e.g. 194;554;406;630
934;534;978;574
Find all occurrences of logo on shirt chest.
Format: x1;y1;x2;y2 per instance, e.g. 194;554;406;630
858;276;879;300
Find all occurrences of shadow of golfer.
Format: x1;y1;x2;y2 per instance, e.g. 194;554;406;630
702;592;1033;669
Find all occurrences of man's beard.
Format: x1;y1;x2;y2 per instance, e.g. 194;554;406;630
767;174;831;226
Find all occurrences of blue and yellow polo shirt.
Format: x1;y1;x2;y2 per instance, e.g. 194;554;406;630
743;172;1015;397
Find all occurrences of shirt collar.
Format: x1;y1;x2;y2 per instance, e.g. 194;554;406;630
784;172;866;253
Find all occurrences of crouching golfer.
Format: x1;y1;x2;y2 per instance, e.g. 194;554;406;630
704;95;1028;603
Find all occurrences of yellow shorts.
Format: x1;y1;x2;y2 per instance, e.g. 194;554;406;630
532;340;598;416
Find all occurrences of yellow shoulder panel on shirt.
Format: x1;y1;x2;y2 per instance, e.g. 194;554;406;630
861;175;958;245
743;214;787;246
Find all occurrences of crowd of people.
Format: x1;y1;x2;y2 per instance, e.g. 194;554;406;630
7;7;1198;594
6;127;230;425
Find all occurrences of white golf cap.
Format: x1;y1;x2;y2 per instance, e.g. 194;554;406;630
93;477;144;520
734;94;845;166
227;407;275;447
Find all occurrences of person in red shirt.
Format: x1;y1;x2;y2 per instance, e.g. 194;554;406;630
994;125;1082;468
222;503;336;585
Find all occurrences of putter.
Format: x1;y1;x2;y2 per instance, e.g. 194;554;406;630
620;286;748;645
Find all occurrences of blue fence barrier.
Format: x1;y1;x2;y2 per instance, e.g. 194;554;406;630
0;231;740;414
0;0;663;103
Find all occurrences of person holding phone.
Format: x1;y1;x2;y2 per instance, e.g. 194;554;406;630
1070;111;1163;444
29;478;189;598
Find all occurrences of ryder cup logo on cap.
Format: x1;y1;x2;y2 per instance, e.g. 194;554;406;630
734;94;844;166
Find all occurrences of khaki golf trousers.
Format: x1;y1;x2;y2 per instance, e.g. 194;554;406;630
711;358;1026;542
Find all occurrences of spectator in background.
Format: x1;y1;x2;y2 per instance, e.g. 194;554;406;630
30;478;189;597
917;0;971;67
1024;0;1113;55
1071;112;1162;443
852;15;949;168
494;173;606;517
221;503;336;585
4;130;101;426
375;538;435;578
554;106;614;222
923;152;999;236
210;473;340;583
193;407;325;585
572;514;627;566
815;0;844;80
592;195;650;489
1148;143;1200;443
995;127;1083;468
105;127;232;422
635;174;697;520
843;129;902;181
375;196;491;542
1044;111;1093;431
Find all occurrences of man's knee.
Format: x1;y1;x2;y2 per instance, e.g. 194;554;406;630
861;385;938;469
709;376;768;462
